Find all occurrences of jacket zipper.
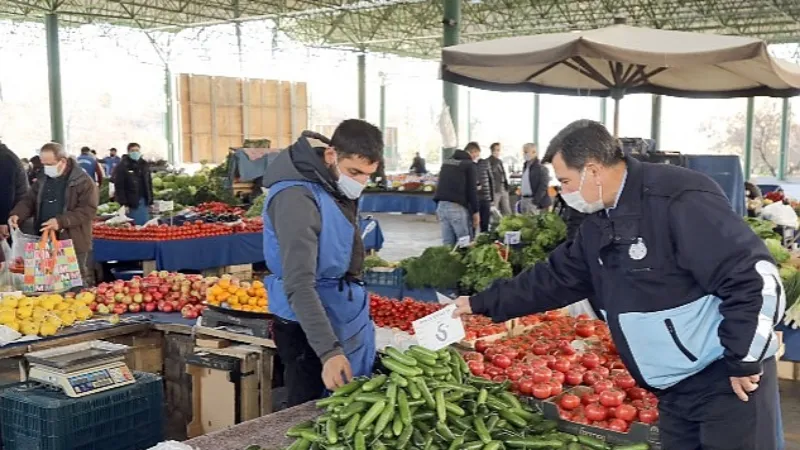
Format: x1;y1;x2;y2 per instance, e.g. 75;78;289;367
664;318;698;362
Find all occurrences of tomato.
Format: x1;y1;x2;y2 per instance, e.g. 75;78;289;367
584;403;608;422
594;366;610;377
492;354;512;369
575;321;595;338
614;373;637;389
532;383;552;399
593;380;615;395
505;367;524;381
581;353;601;369
467;360;485;376
485;366;504;378
607;418;629;432
552;357;571;373
474;340;490;353
551;370;565;385
565;370;584;386
615;404;638;422
464;352;484;362
582;393;600;406
532;367;553;383
492;375;508;383
532;342;550;355
518;378;534;395
583;371;602;386
502;347;520;360
592;420;609;429
638;408;659;425
627;387;648;401
560;394;581;410
599;389;626;408
548;380;563;396
559;409;573;420
572;415;591;425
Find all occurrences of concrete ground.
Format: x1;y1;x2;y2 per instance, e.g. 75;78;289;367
372;212;800;449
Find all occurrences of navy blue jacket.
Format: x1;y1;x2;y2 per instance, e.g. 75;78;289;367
471;157;785;391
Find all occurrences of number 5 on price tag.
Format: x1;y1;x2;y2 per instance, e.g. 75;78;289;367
411;304;466;351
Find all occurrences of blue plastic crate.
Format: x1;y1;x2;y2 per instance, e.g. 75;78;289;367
364;268;404;287
1;372;163;450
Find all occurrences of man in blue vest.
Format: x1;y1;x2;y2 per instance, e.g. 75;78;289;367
76;146;103;185
262;119;383;406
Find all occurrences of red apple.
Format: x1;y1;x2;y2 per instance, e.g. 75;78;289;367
144;302;157;312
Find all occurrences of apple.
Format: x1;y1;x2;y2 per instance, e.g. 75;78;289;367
113;283;124;294
128;286;140;295
114;293;124;302
89;302;98;312
97;304;110;314
96;285;108;295
144;302;157;312
158;271;169;278
143;293;153;303
113;304;127;315
128;303;142;313
162;304;174;313
133;294;143;304
158;285;170;294
153;292;164;301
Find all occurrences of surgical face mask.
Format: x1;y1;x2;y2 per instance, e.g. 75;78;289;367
523;153;533;161
44;164;61;178
129;151;141;161
561;169;605;214
334;160;367;200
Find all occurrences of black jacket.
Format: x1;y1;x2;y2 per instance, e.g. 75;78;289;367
113;156;153;208
433;150;479;214
410;156;427;175
471;157;782;391
524;159;551;209
0;143;29;226
476;159;494;203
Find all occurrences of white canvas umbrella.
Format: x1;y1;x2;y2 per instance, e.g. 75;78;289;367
441;25;800;136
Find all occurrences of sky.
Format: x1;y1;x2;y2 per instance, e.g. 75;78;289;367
0;19;798;172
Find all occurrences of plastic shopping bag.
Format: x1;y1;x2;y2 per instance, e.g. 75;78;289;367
10;228;38;270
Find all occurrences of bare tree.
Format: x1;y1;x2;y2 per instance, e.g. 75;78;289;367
704;100;800;178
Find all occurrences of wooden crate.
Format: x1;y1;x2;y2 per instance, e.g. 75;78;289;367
107;332;164;374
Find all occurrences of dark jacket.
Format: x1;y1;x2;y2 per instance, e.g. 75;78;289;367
263;131;366;363
488;155;509;193
476;159;494;203
10;159;98;253
433;150;479;214
524;159;551;209
470;157;782;392
553;193;587;241
410;156;427;175
113;156;153;208
0;143;29;226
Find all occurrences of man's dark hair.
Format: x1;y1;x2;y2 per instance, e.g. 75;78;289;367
109;148;117;153
127;142;140;151
543;119;623;169
80;146;91;154
490;142;500;152
464;142;481;153
331;119;383;164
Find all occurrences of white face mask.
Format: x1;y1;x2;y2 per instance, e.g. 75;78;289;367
44;164;61;178
561;169;605;214
334;160;367;200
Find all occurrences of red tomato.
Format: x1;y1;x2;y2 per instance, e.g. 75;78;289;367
627;387;648;401
583;371;602;386
502;347;520;360
464;352;484;362
581;353;601;369
548;380;563;396
474;340;490;354
552;358;571;373
532;367;553;383
492;375;508;383
559;409;573;420
592;420;609;429
593;380;615;395
565;370;584;386
505;367;524;381
532;342;550;355
518;378;534;395
638;408;659;425
607;418;629;433
594;366;610;378
560;394;581;410
467;360;485;376
485;366;504;378
492;354;512;369
599;389;626;408
532;383;553;399
575;321;596;338
572;415;591;425
614;374;637;390
615;404;638;422
551;370;566;385
582;393;601;406
585;403;608;422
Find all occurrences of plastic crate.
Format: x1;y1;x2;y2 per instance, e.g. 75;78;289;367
364;268;404;287
1;372;163;450
109;268;143;281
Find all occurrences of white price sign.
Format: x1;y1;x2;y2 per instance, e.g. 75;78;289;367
411;304;465;351
504;231;521;245
156;201;174;212
456;235;471;248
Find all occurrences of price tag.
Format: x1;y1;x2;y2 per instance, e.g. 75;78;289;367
156;201;174;212
456;235;471;248
504;231;521;245
411;304;466;351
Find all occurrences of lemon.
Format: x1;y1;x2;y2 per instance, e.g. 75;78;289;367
18;298;33;309
51;294;64;303
39;322;58;337
40;298;57;311
58;312;76;327
21;320;39;336
75;306;92;321
1;297;19;309
0;310;15;325
16;306;33;320
32;307;48;321
54;302;69;312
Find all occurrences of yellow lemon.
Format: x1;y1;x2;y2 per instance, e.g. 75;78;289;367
32;307;48;321
75;306;92;321
1;297;19;309
51;294;64;303
54;302;70;312
58;312;76;327
0;310;15;325
18;298;33;309
16;306;33;320
39;322;58;337
40;298;57;311
20;320;39;336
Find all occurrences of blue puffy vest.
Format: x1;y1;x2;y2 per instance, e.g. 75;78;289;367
76;154;96;181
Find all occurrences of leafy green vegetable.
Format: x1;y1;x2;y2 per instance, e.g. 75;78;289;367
402;247;465;289
364;255;391;270
246;194;265;218
782;267;800;310
745;217;780;240
460;244;513;293
765;238;790;264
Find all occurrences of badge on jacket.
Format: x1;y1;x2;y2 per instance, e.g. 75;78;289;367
629;238;647;260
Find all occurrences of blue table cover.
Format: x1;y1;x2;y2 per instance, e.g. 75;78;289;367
777;323;800;362
360;192;437;214
93;239;157;263
685;155;745;216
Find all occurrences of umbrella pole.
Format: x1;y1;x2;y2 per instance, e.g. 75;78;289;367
613;97;620;137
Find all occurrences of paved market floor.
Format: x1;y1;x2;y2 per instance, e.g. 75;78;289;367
373;212;800;449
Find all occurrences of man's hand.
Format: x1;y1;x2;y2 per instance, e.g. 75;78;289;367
472;213;480;231
7;216;18;230
452;296;473;319
730;373;761;402
322;354;353;391
0;225;8;240
40;218;59;233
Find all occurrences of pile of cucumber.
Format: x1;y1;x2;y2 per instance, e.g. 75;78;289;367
281;345;649;450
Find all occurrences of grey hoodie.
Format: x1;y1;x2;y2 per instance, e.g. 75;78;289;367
264;132;366;363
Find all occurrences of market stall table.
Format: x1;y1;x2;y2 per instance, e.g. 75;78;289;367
360;191;437;214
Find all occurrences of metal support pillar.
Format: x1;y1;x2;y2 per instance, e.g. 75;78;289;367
45;13;64;144
533;94;540;146
164;68;176;164
650;95;662;150
442;0;460;158
779;98;790;181
357;52;366;119
466;90;472;141
600;98;608;126
744;98;754;180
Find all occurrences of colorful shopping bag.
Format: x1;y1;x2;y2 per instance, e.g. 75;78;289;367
22;231;83;293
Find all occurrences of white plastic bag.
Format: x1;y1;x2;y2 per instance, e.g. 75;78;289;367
566;300;598;320
147;441;195;450
10;228;38;263
0;324;22;346
438;103;458;149
104;207;133;226
762;202;798;228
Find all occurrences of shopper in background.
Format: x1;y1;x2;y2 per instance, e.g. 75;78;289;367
262;119;383;407
488;142;511;215
28;155;43;185
468;143;494;233
454;119;782;450
104;147;121;177
113;142;153;225
519;143;552;214
433;143;479;245
0;141;29;240
8;142;98;285
76;146;104;186
409;151;428;175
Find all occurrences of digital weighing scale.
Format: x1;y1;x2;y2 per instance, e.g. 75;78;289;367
25;340;136;397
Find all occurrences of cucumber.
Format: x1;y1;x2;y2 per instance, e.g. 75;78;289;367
325;417;337;444
387;347;418;366
362;374;388;392
382;358;424;378
409;345;439;360
390;371;410;387
332;379;365;397
358;400;387;430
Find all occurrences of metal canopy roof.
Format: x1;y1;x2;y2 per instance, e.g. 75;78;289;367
2;0;799;59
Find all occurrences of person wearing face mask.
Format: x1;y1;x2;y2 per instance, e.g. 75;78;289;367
262;119;383;407
453;120;784;450
8;142;98;285
113;143;153;225
519;143;552;214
